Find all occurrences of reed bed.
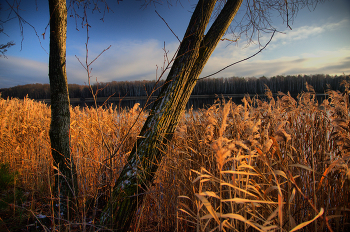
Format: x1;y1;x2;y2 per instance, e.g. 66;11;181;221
0;82;349;231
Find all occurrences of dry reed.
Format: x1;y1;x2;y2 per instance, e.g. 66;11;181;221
0;82;349;231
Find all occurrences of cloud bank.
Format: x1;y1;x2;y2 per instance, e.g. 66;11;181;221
1;19;349;89
0;57;49;88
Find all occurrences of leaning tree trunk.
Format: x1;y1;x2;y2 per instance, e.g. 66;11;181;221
102;0;242;230
48;0;77;220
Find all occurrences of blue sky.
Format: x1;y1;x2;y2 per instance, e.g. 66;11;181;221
0;0;349;89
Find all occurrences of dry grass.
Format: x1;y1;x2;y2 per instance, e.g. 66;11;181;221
0;82;349;231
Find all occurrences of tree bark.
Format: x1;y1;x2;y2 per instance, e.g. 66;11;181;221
48;0;77;219
102;0;242;230
166;0;243;139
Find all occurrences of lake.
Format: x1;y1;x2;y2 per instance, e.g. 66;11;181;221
38;93;329;110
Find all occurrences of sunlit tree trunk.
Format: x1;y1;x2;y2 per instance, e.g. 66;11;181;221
102;0;243;230
166;0;243;137
48;0;77;220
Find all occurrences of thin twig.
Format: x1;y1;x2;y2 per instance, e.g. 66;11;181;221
198;30;276;80
155;10;181;43
4;0;47;53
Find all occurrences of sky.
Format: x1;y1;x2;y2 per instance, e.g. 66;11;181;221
0;0;349;89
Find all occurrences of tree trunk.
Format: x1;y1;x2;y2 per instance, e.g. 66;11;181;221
102;0;242;230
48;0;77;220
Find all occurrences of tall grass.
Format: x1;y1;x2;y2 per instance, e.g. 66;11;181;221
0;83;349;231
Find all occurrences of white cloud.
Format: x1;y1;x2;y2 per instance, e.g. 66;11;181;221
66;39;179;85
265;18;349;49
200;18;350;79
1;17;348;89
201;47;350;78
0;56;49;88
324;19;349;30
0;39;180;88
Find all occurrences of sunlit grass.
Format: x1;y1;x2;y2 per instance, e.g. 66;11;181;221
0;82;349;231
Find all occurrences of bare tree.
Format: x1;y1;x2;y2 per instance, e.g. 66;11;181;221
48;0;78;220
102;0;242;230
47;0;120;222
102;0;326;230
3;0;325;229
2;0;83;222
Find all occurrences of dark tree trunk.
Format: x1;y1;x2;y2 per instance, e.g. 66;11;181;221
48;0;77;219
102;0;243;230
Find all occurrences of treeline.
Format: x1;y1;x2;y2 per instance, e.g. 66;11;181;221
1;74;349;100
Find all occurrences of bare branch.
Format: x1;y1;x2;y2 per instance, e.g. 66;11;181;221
0;41;15;58
155;10;181;42
224;0;326;46
199;29;276;80
4;0;47;53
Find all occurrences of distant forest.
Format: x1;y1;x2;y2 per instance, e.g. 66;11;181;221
1;74;349;100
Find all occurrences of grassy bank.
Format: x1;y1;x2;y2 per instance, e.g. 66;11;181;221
0;83;349;231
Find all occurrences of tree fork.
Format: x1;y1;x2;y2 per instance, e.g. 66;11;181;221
102;0;243;230
166;0;243;139
101;0;216;229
